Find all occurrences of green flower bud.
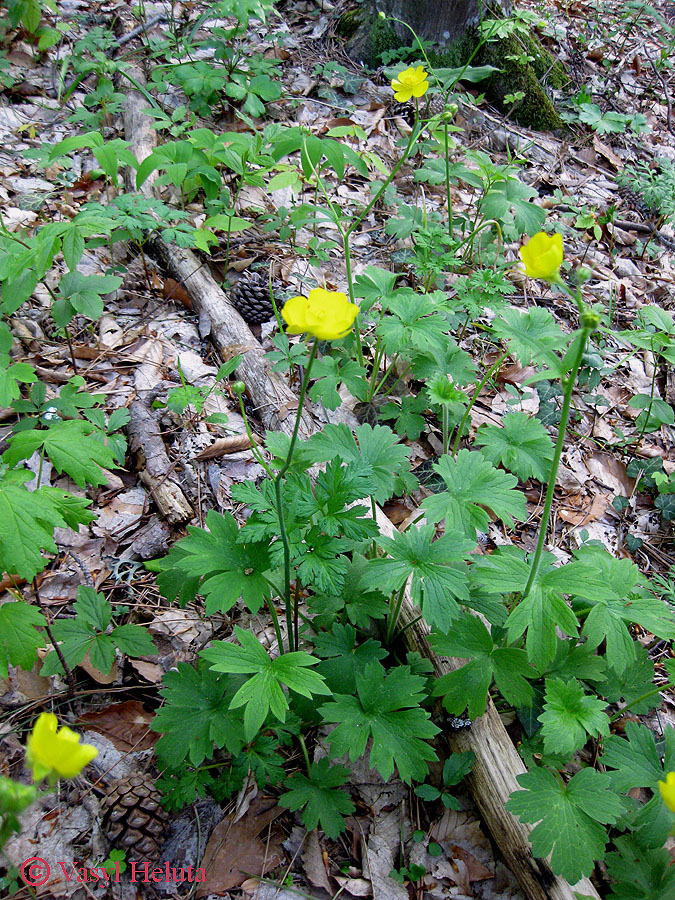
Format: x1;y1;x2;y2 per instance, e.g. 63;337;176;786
232;381;246;396
0;776;37;814
580;310;601;330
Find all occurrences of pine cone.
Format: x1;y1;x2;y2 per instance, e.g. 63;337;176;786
231;270;282;324
101;773;169;859
390;93;447;125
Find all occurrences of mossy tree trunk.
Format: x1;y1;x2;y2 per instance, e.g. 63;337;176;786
344;0;565;131
374;0;511;46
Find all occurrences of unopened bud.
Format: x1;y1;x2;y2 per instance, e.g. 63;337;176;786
232;381;246;396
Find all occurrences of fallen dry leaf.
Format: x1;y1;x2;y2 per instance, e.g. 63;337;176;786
193;433;261;460
197;794;284;896
558;491;608;526
77;700;158;752
302;829;333;893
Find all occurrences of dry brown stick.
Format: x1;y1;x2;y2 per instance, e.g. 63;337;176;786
127;399;192;524
122;62;600;900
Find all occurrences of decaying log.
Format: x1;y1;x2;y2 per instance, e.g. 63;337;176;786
122;61;600;900
127;399;192;524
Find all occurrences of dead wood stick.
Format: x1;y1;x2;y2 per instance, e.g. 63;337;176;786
127;399;192;524
122;61;600;900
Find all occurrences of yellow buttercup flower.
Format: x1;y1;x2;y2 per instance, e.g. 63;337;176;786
282;288;359;341
26;712;98;782
519;232;564;282
659;770;675;813
391;66;429;102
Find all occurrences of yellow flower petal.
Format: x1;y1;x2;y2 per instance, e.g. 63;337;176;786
391;65;429;103
282;288;359;341
281;295;310;334
26;712;98;782
519;232;563;281
659;770;675;813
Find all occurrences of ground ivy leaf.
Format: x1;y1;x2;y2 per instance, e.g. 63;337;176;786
319;661;439;783
422;450;526;539
474;412;554;482
506;767;623;883
539;677;610;757
279;758;355;838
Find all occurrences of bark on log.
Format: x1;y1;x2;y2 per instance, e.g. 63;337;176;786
127;399;192;524
122;54;600;900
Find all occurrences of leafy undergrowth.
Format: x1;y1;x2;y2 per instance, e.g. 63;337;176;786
1;1;675;898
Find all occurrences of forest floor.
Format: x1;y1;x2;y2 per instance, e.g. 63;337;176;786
1;1;675;899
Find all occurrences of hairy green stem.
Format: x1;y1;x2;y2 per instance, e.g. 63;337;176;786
273;339;318;653
522;327;592;601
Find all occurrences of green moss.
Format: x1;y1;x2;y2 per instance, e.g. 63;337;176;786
369;17;400;63
478;33;565;131
336;9;361;41
426;29;479;72
518;30;569;90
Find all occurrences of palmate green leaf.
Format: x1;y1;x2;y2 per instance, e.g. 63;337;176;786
379;394;428;441
567;545;674;675
319;661;439;783
605;836;675;900
539;677;610;758
474;412;554;481
0;469;94;579
201;627;331;740
431;613;535;718
376;290;449;357
492;307;566;369
307;423;414;504
313;624;386;693
4;420;116;488
308;356;367;410
280;758;355;838
0;360;37;407
481;179;546;235
422;450;526;539
152;662;246;767
307;554;388;630
41;586;156;677
506;767;623;884
601;721;675;794
0;601;46;678
294;461;378;541
163;510;271;615
294;528;349;594
362;525;474;631
509;585;580;670
602;646;656;714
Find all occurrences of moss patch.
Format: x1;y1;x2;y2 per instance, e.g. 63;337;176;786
336;9;361;41
477;32;566;131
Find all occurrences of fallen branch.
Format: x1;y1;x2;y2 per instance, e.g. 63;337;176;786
127;399;192;524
